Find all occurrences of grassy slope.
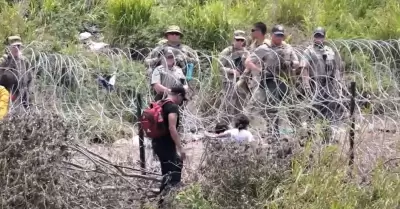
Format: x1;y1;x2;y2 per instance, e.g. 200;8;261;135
2;0;400;208
1;0;400;51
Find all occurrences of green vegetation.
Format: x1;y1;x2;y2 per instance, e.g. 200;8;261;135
1;0;400;208
1;0;400;52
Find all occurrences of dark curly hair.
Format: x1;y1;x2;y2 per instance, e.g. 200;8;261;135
215;122;229;134
234;114;250;130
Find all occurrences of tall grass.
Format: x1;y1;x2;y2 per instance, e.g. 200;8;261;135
106;0;154;43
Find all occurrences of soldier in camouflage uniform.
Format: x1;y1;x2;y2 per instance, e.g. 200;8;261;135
218;30;249;116
151;49;188;101
245;25;299;140
0;35;32;108
301;27;339;142
238;22;289;95
145;26;199;77
240;22;268;93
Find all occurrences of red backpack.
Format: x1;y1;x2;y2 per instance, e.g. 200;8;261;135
140;99;173;138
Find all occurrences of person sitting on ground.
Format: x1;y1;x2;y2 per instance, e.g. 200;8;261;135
206;114;254;142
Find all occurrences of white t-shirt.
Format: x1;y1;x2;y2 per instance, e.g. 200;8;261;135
224;128;254;142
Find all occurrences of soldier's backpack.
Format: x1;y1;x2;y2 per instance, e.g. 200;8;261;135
140;99;173;138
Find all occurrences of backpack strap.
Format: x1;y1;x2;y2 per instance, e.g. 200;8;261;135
158;98;173;106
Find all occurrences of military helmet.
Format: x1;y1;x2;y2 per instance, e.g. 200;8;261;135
7;35;22;46
313;27;326;37
271;25;285;35
233;30;246;40
165;25;183;37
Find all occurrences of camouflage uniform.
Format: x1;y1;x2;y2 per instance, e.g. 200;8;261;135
218;30;249;116
302;27;339;142
145;26;198;76
150;50;187;101
239;39;288;93
246;26;299;139
0;36;32;108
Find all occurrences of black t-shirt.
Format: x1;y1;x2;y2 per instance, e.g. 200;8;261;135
152;101;180;146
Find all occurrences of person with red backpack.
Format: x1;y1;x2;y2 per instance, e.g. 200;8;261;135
140;86;188;194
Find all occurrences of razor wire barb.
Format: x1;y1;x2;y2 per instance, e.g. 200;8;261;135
6;38;400;175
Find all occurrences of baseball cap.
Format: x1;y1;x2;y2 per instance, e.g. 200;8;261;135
164;48;174;58
233;30;246;40
165;25;183;37
171;86;188;101
313;27;326;37
271;25;285;35
7;35;22;46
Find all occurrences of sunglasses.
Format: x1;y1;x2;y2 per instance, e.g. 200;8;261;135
10;45;21;49
274;33;285;38
314;34;325;38
167;32;181;36
235;39;245;42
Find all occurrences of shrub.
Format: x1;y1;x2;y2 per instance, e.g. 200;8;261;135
0;109;71;208
172;139;298;208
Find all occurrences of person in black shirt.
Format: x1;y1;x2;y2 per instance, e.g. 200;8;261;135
152;86;188;194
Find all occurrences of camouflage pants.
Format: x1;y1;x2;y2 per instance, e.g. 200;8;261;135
245;77;289;139
221;81;247;120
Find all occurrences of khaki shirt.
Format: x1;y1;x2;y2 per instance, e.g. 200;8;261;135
218;46;249;82
302;44;336;77
145;43;199;69
151;65;186;89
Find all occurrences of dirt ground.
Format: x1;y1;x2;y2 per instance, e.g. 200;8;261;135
75;114;400;186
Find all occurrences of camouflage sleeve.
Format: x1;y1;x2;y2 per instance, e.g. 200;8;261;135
144;46;163;68
300;47;312;67
183;45;199;65
218;47;234;72
289;46;299;62
0;55;7;67
249;45;270;64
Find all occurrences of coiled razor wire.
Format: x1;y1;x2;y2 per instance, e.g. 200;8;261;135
8;39;400;175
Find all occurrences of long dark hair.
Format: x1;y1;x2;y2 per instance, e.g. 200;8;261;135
234;114;250;130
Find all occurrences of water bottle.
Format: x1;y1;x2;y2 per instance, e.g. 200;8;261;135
186;63;194;81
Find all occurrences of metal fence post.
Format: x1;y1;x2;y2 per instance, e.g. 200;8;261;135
136;93;146;175
348;82;356;168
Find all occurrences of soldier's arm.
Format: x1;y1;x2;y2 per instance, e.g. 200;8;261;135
144;46;162;68
289;46;299;69
218;47;236;74
300;48;312;86
150;67;170;94
245;45;269;73
0;55;7;68
183;45;199;65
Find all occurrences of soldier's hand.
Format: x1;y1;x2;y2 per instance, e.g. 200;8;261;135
233;69;241;77
283;60;292;69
